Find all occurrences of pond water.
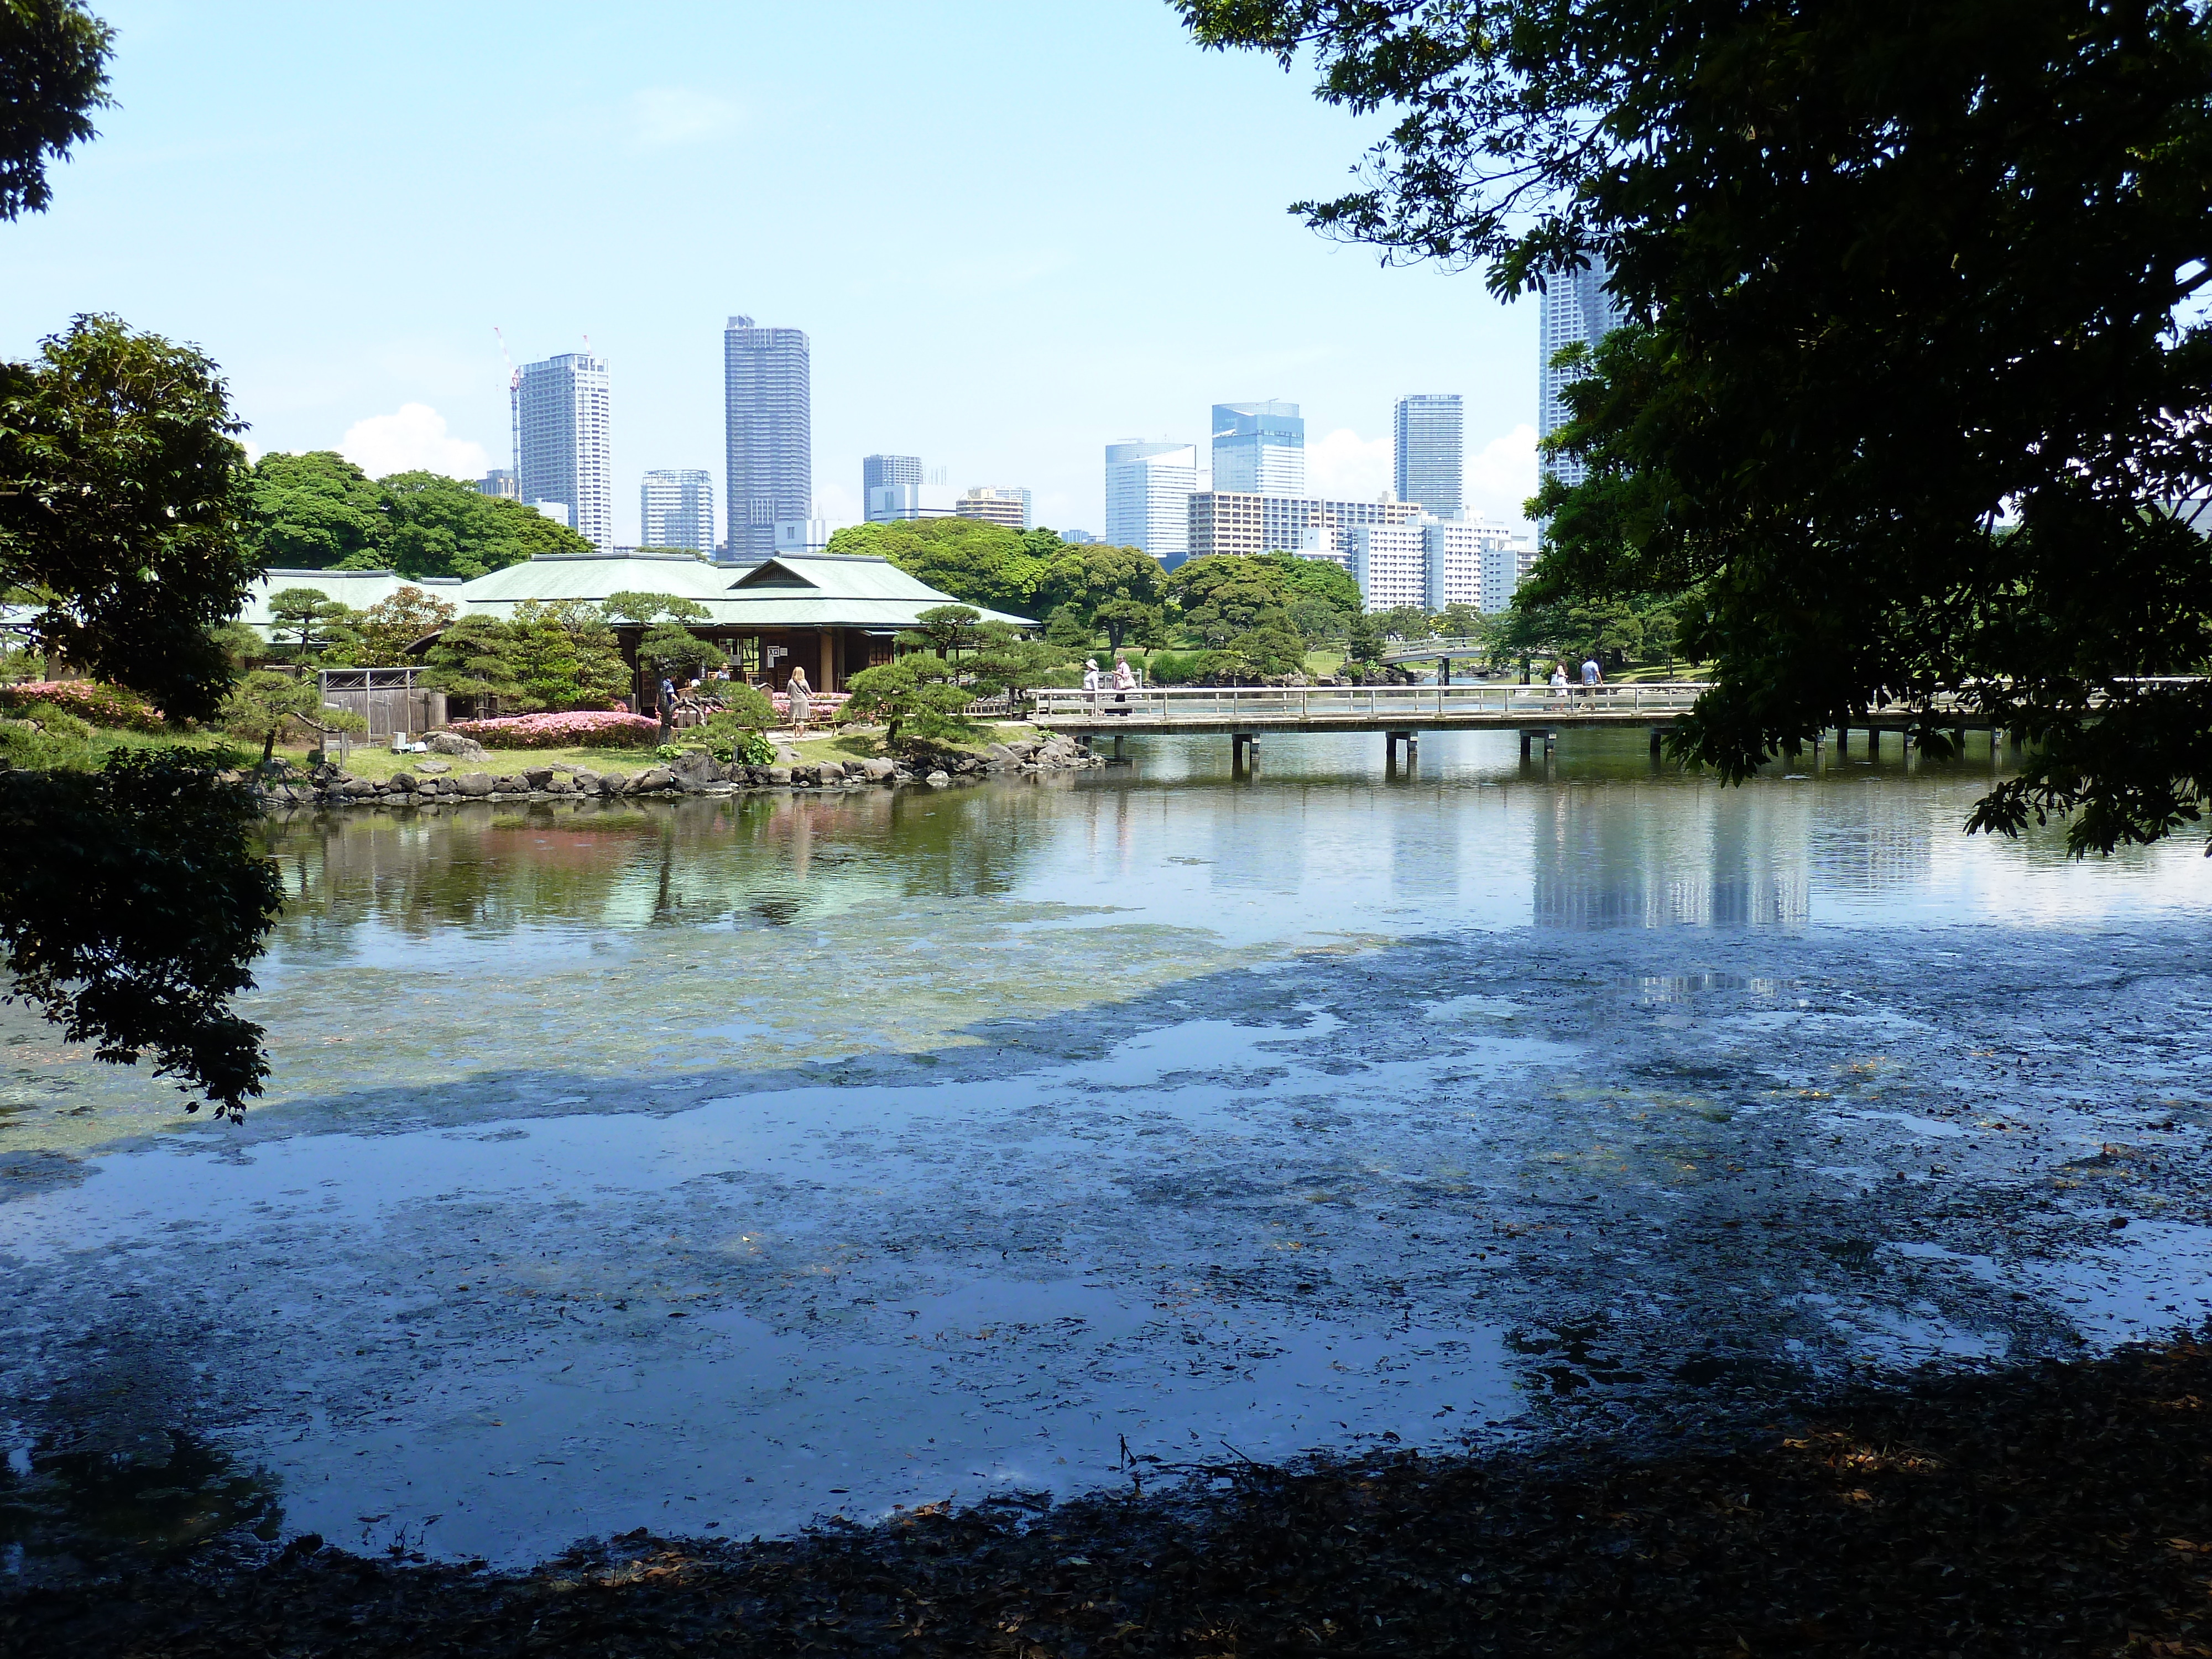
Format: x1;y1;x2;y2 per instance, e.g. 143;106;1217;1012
4;729;2211;1574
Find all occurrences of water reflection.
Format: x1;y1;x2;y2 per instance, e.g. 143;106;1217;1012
0;1428;281;1580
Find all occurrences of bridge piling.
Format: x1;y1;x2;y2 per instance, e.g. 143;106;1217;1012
1649;728;1663;759
1519;731;1531;762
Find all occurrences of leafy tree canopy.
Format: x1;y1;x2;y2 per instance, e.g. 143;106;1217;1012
354;584;457;666
1168;554;1299;649
0;314;255;722
505;599;629;712
372;471;590;580
239;450;387;571
0;1;111;221
826;518;1047;617
1184;0;2212;852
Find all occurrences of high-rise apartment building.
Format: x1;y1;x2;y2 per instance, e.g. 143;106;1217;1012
1392;395;1463;517
477;469;518;500
1105;442;1196;564
1210;401;1305;495
1185;491;1421;567
1345;516;1533;613
863;454;922;522
725;315;811;562
640;469;716;556
1539;260;1627;489
516;352;613;550
957;487;1032;531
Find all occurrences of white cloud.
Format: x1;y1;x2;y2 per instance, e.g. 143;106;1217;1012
628;87;741;150
1307;427;1391;500
338;404;488;481
1467;424;1539;524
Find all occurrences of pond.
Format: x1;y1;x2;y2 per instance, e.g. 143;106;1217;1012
4;729;2210;1574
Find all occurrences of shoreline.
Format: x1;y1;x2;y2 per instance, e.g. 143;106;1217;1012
253;731;1107;812
8;1335;2210;1656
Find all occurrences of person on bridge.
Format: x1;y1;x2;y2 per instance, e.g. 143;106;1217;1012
1549;660;1570;708
1111;653;1138;712
1082;659;1102;706
1581;655;1604;698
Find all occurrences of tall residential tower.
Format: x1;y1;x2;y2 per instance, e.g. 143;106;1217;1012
724;315;810;562
1210;400;1305;495
1538;260;1626;489
640;469;716;555
515;352;613;550
1392;394;1463;518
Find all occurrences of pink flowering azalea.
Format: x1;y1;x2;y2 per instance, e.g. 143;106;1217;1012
447;710;662;750
0;679;168;733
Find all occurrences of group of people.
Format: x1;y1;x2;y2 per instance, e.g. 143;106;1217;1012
1081;653;1140;711
1546;655;1607;705
653;664;818;737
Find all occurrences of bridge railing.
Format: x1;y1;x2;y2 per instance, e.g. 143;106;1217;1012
1028;681;1717;723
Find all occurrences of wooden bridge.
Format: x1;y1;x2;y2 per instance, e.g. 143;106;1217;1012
1027;682;2005;766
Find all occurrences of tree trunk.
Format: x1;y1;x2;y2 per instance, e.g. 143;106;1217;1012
262;728;277;765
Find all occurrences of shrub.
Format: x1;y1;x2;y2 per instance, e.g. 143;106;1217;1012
1144;652;1206;686
0;680;169;733
448;711;661;750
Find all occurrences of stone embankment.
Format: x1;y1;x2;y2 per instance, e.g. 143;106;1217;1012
260;733;1102;811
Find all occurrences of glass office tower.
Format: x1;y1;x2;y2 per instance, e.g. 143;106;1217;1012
1392;394;1463;517
1210;400;1305;495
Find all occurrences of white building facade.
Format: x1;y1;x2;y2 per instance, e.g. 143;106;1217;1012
516;352;613;551
640;468;715;556
1104;442;1196;564
1345;515;1534;612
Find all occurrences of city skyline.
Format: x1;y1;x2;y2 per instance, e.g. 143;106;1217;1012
0;4;1541;547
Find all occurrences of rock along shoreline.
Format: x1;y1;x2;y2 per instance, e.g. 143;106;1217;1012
251;732;1105;813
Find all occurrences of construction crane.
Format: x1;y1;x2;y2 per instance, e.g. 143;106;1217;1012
493;326;520;486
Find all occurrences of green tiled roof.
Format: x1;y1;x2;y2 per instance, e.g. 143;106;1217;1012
229;551;1035;639
234;569;467;635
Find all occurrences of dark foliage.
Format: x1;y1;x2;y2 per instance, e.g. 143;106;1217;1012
0;0;111;221
1182;0;2212;852
0;749;281;1118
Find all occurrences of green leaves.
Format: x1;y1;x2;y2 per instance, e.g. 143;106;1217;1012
0;748;283;1117
0;1;113;221
1190;0;2212;848
840;656;979;749
0;314;254;723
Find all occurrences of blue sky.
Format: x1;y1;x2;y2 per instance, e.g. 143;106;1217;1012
2;0;1540;543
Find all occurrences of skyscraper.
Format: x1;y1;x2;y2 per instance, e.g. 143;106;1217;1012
1538;259;1627;489
515;352;613;550
477;469;518;500
1393;394;1463;517
1210;400;1305;495
724;315;810;562
640;469;715;556
1104;442;1197;564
